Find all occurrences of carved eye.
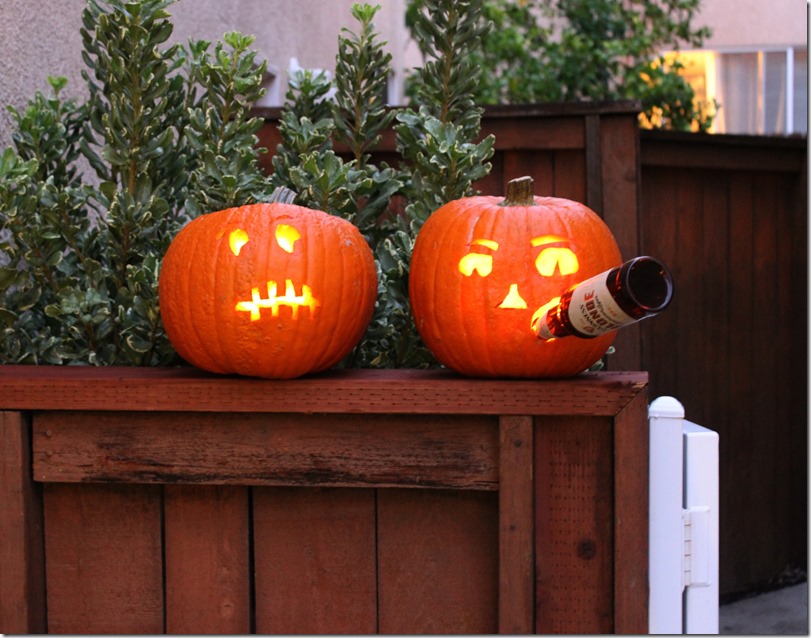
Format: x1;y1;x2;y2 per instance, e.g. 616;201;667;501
458;238;498;277
532;235;579;276
275;224;301;253
229;228;250;256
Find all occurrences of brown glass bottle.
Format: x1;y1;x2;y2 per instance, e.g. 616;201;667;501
535;256;673;340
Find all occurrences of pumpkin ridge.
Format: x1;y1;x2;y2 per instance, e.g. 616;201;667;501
213;208;244;374
184;213;226;372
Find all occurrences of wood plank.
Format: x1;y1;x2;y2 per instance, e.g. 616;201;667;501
534;416;614;634
0;367;648;416
600;114;642;372
553;149;587;202
699;169;731;435
771;171;801;578
672;167;706;421
640;131;806;172
164;485;251;634
723;170;756;591
33;411;498;489
377;488;499;634
473;115;586;151
612;391;649;633
498;415;535;634
748;172;782;580
785;167;808;568
640;167;680;400
584;115;603;214
502;150;555;196
44;483;163;634
0;411;45;634
253;487;377;634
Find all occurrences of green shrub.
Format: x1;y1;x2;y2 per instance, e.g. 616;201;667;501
0;0;493;368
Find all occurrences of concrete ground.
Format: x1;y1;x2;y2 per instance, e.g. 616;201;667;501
719;582;808;635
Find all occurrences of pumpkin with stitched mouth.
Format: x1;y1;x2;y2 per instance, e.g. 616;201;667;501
408;176;622;378
159;190;377;379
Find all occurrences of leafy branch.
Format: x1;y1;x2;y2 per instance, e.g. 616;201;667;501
0;0;272;365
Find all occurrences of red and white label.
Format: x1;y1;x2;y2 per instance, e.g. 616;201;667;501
567;273;635;336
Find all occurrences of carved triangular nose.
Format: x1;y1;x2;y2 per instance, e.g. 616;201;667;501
498;284;528;309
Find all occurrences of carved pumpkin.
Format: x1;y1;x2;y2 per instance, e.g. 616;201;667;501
409;176;622;378
159;195;377;379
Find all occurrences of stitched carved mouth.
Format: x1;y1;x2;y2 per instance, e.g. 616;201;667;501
235;279;320;321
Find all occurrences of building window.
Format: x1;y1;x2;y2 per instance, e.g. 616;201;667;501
669;47;807;136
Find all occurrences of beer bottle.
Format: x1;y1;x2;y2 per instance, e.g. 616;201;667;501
535;256;673;340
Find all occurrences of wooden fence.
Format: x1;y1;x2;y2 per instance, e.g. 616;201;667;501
638;129;808;596
258;104;808;597
0;367;650;634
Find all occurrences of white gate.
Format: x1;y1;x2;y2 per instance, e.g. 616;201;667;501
649;396;720;634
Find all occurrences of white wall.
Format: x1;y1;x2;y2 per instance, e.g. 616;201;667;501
692;0;807;50
0;0;416;149
1;0;805;148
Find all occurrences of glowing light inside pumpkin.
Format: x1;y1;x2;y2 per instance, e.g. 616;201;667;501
229;229;250;256
532;235;579;276
458;238;498;276
530;296;562;337
235;279;320;321
275;224;301;253
456;234;579;314
498;283;528;309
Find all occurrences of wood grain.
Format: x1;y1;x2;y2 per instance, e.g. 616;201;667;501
377;488;499;634
164;485;251;634
535;416;614;634
498;415;535;633
253;487;377;634
0;366;647;415
33;411;498;489
44;483;163;634
0;411;45;633
613;391;650;633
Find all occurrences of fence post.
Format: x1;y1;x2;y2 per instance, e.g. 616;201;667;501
648;396;686;634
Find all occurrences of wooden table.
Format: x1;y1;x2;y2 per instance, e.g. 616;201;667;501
0;366;649;634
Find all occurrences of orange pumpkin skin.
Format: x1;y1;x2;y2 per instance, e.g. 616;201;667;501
409;183;622;378
159;202;377;379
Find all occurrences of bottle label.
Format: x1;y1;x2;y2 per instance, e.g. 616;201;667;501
566;273;635;336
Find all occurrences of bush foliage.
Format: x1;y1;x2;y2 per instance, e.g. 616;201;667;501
407;0;716;131
0;0;492;368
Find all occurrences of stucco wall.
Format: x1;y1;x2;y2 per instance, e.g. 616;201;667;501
0;0;88;148
0;0;805;149
0;0;415;149
694;0;807;50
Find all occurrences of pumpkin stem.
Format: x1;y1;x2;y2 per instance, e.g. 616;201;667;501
501;176;536;207
269;185;298;205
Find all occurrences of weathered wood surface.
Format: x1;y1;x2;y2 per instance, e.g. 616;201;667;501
164;485;251;634
33;411;499;489
1;368;650;634
253;487;378;633
44;483;164;634
498;415;535;634
534;415;614;633
376;489;499;633
0;365;647;415
0;411;45;634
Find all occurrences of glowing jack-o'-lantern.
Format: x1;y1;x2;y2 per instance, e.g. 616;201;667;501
409;176;622;378
159;194;377;379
